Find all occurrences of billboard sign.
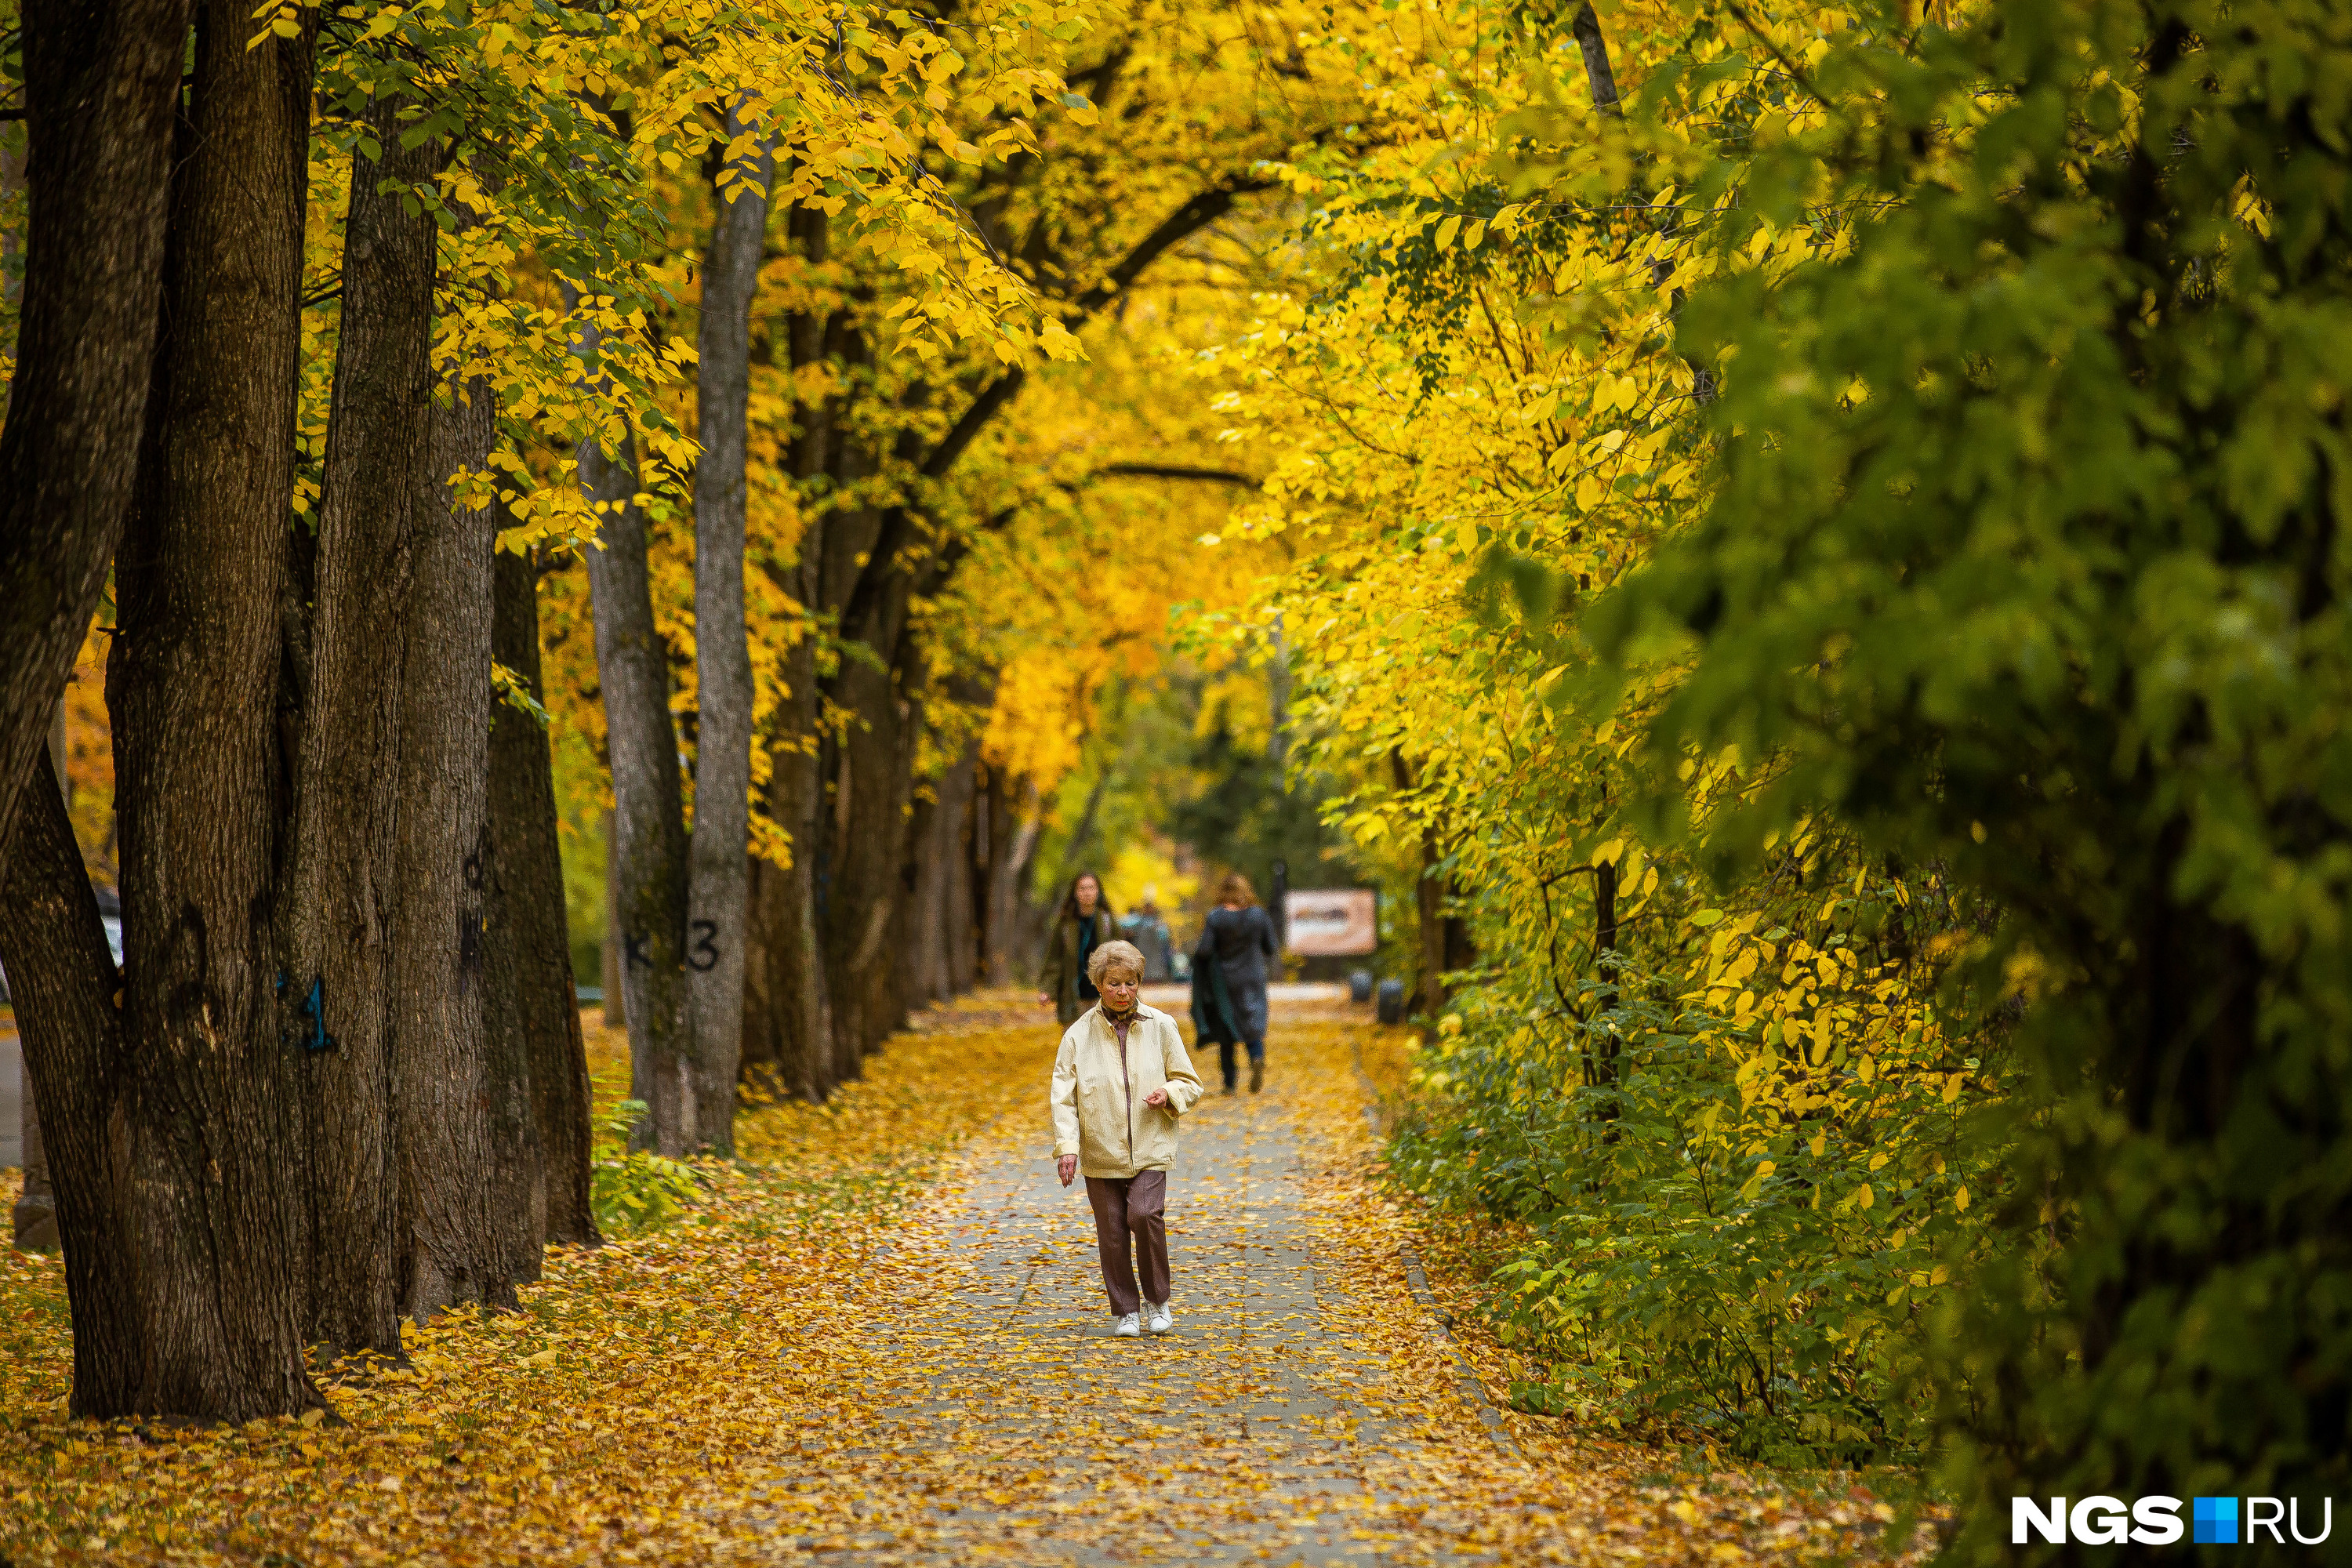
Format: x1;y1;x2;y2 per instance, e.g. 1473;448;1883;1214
1283;888;1378;956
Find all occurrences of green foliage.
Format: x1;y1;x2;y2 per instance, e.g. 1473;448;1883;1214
1596;0;2352;1550
1389;827;2020;1466
590;1101;705;1234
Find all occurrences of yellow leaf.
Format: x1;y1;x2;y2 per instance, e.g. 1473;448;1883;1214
1435;214;1461;251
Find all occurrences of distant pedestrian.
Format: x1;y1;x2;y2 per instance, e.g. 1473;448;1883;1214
1036;870;1116;1028
1121;891;1176;982
1051;939;1203;1337
1191;873;1278;1093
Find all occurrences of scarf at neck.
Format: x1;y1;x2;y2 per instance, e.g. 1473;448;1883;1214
1101;1003;1138;1035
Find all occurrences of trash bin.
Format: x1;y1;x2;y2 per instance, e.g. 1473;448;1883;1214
1375;978;1406;1025
1348;969;1374;1004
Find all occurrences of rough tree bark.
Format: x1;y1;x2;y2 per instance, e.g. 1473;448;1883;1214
981;771;1043;985
742;548;832;1099
822;637;918;1062
391;368;510;1319
97;2;323;1417
285;91;448;1353
0;0;190;866
0;779;141;1410
684;107;776;1154
579;416;695;1152
10;717;64;1250
907;745;977;1002
488;547;601;1248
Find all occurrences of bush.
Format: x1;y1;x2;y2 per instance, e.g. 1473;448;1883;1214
1388;844;2026;1466
589;1101;705;1234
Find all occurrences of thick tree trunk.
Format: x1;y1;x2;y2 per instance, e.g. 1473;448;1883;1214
392;372;510;1319
822;646;917;1062
579;419;694;1152
684;108;775;1155
982;775;1043;985
743;591;833;1101
286;92;447;1354
98;2;321;1417
488;549;600;1248
0;779;142;1410
907;746;977;1003
0;0;189;868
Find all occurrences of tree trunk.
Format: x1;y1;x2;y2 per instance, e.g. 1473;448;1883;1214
938;746;978;996
1570;2;1623;118
97;1;321;1417
744;590;832;1101
906;783;947;1005
488;548;600;1248
822;643;917;1063
0;0;190;869
684;107;775;1155
579;418;694;1152
392;369;510;1319
10;723;70;1250
601;808;625;1031
285;90;448;1354
982;775;1042;985
0;779;143;1411
1417;824;1448;1021
1592;857;1619;1093
745;201;842;1097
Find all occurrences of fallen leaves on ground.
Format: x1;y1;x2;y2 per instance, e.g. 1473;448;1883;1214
0;996;1936;1564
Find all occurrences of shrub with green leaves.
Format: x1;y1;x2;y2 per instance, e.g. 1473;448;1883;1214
590;1100;705;1234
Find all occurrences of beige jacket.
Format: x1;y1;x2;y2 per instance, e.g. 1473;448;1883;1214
1050;1004;1204;1178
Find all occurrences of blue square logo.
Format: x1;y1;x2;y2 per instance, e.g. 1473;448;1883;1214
2194;1497;2239;1544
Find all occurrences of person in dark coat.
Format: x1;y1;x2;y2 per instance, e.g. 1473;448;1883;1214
1036;871;1116;1028
1190;872;1279;1092
1122;892;1176;982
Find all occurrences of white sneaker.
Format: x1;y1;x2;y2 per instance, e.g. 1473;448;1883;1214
1112;1312;1142;1338
1145;1301;1174;1334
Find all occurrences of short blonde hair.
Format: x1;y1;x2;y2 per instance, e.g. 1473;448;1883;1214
1087;938;1145;987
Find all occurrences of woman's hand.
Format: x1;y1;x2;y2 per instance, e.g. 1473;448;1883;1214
1143;1087;1169;1109
1058;1155;1078;1187
1036;989;1053;1007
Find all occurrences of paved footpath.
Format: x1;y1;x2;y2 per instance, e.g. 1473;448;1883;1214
748;1025;1467;1566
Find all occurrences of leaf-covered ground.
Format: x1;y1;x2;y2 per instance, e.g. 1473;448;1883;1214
0;1000;1930;1564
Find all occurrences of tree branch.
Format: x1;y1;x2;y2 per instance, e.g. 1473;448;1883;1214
1571;2;1623;118
1095;463;1259;487
838;177;1277;645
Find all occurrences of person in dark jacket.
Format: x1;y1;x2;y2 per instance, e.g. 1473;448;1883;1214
1036;871;1116;1027
1190;872;1279;1092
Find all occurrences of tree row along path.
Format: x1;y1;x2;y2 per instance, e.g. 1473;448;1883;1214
0;999;1918;1566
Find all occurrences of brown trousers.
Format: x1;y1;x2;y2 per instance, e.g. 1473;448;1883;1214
1083;1170;1168;1316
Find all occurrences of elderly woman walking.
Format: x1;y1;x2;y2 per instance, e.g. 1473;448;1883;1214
1051;939;1204;1337
1192;873;1279;1093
